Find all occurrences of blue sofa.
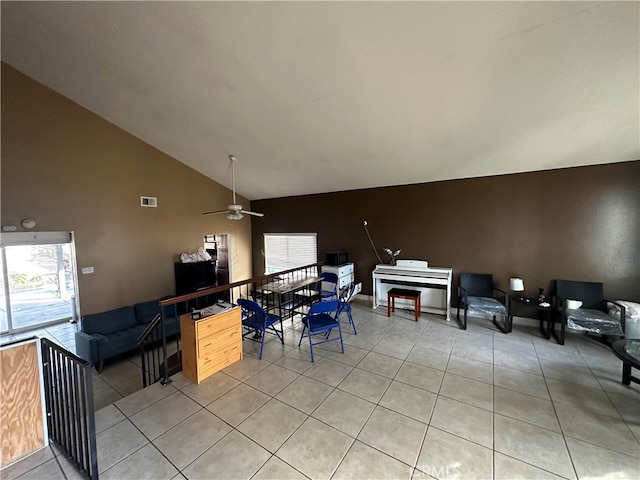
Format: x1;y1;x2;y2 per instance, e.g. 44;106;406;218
75;297;179;371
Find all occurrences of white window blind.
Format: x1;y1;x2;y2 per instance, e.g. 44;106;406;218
264;233;317;274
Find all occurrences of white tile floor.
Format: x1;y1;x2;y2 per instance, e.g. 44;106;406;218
2;301;639;479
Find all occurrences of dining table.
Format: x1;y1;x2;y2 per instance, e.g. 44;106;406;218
258;275;323;322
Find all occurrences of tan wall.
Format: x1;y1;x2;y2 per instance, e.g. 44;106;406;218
4;62;638;314
252;161;640;303
1;64;253;315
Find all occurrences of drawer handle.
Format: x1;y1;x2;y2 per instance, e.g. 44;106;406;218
204;359;211;364
204;343;212;348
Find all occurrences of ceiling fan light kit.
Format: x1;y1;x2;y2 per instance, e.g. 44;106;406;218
202;155;264;220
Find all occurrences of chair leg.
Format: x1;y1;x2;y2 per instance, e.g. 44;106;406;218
275;321;284;345
551;314;565;345
258;331;266;359
338;323;344;354
298;325;307;347
307;328;315;362
348;310;356;334
492;315;508;334
457;304;468;330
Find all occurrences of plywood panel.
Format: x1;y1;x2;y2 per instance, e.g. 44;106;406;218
0;340;45;467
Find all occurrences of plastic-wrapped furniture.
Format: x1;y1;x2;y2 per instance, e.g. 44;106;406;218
609;301;640;339
456;273;509;332
552;280;626;345
238;298;284;359
338;282;357;334
298;300;344;362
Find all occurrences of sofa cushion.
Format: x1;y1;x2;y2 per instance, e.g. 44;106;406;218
134;296;175;324
134;299;162;325
98;325;146;359
82;306;138;336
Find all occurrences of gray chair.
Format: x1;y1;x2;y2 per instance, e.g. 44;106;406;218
552;280;626;345
457;273;509;332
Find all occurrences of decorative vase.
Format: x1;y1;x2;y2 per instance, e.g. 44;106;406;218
537;288;546;303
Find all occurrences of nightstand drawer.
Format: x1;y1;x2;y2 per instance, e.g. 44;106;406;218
198;326;241;357
197;308;239;337
198;344;242;374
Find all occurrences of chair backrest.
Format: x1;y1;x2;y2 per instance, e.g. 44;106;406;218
308;300;340;317
340;282;357;303
320;272;339;297
460;273;494;298
555;280;606;312
321;272;338;284
237;298;268;325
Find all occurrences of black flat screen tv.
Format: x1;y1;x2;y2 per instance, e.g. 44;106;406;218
174;261;217;295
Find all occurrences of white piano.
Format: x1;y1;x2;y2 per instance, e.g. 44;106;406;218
372;260;453;320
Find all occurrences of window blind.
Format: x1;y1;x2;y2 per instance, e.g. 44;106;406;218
264;233;317;274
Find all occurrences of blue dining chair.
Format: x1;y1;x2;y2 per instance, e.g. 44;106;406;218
319;272;339;300
238;298;284;359
298;300;344;362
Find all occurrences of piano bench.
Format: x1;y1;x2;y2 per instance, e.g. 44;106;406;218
387;288;421;322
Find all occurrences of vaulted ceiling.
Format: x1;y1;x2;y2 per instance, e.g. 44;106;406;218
2;1;638;200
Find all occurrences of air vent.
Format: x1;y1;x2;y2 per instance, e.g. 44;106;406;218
140;196;157;207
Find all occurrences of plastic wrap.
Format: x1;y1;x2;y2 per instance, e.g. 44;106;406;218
624;340;640;358
467;296;507;316
566;308;624;336
609;300;640;319
609;300;640;339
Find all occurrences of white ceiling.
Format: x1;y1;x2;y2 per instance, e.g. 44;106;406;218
2;1;638;200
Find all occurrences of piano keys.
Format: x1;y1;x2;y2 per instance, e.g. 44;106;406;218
372;260;453;320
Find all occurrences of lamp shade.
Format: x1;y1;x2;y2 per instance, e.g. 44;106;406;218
510;277;525;292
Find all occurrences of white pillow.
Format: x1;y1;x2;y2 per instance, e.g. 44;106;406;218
566;299;583;310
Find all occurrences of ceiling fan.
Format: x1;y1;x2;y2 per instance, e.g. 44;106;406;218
202;155;264;220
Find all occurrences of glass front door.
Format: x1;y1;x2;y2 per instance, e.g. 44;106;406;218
1;233;79;334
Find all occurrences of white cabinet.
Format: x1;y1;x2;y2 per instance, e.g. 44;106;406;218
322;263;354;289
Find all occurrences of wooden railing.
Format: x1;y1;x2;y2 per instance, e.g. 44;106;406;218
139;262;324;385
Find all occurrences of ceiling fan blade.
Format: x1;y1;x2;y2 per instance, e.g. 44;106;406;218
240;210;264;217
202;210;228;216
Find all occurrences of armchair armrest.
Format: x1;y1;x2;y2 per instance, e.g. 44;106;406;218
74;331;99;365
458;286;468;303
605;298;626;332
493;287;507;299
493;287;509;308
552;295;566;314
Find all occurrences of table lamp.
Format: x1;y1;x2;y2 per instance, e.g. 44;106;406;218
510;277;525;301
